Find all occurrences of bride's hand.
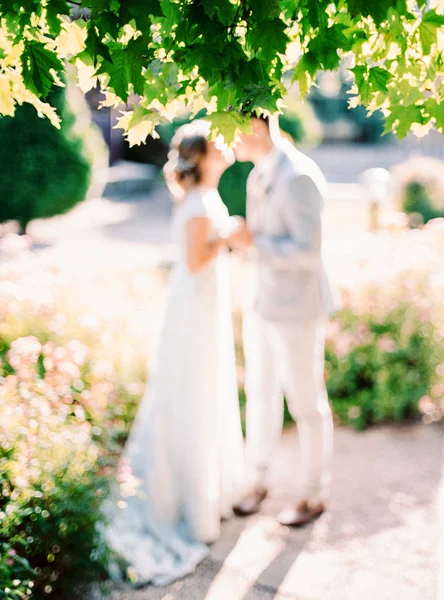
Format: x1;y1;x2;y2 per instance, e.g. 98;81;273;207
226;219;253;250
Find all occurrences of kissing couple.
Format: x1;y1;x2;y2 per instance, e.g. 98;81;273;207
105;113;339;587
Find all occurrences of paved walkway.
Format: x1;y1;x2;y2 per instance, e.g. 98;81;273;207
88;423;442;600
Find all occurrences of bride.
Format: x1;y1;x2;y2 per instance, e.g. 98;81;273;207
106;121;246;587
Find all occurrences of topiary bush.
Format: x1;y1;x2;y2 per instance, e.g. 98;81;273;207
392;156;444;226
402;181;439;226
0;82;107;234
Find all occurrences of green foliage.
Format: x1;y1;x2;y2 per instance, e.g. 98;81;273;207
0;539;35;600
0;287;147;596
236;301;444;431
0;1;443;143
0;335;114;598
219;161;253;218
0;83;98;232
324;306;441;430
402;181;442;225
392;156;444;225
0;463;109;599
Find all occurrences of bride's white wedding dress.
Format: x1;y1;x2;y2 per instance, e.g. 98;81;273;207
105;187;245;587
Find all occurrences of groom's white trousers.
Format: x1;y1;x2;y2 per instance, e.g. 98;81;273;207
243;312;334;505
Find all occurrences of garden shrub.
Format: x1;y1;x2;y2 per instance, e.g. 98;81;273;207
0;82;107;234
0;255;162;597
322;222;444;429
0;346;110;598
325;303;441;430
392;156;444;226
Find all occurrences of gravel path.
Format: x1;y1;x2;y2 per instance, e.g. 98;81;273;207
88;423;442;600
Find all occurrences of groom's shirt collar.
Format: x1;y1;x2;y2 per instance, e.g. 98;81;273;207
254;145;281;193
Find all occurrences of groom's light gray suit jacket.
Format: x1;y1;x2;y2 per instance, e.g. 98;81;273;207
246;140;339;322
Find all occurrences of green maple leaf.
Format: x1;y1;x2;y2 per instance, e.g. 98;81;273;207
308;25;351;71
175;18;201;46
347;0;395;24
350;65;371;104
384;8;408;53
177;44;224;80
351;65;366;87
201;0;217;19
279;0;300;21
122;106;163;146
214;0;236;26
206;111;251;146
103;40;147;100
160;0;180;31
85;25;111;66
424;98;444;130
292;51;319;97
247;18;288;63
46;0;68;36
307;0;328;30
96;11;120;40
396;77;425;105
223;41;248;76
118;0;161;29
88;0;110;14
21;41;63;98
351;66;392;104
368;66;392;93
242;85;280;115
393;103;424;138
0;0;17;14
419;9;444;54
251;0;281;21
143;77;168;106
209;82;240;110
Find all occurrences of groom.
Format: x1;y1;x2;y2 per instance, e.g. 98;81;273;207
232;115;338;527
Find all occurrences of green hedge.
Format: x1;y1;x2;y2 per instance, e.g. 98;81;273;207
0;83;106;233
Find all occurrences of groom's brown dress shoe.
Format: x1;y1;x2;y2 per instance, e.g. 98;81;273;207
233;487;268;517
277;500;325;527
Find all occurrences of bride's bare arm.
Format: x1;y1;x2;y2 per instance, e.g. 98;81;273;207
186;217;228;273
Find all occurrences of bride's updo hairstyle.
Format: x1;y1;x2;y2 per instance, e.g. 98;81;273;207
164;121;211;196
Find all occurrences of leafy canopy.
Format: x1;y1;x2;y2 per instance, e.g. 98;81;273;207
0;0;443;145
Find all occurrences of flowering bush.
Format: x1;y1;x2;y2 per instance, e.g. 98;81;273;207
0;540;35;599
323;218;444;429
0;249;166;598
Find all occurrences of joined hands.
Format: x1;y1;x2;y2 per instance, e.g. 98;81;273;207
224;217;253;252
